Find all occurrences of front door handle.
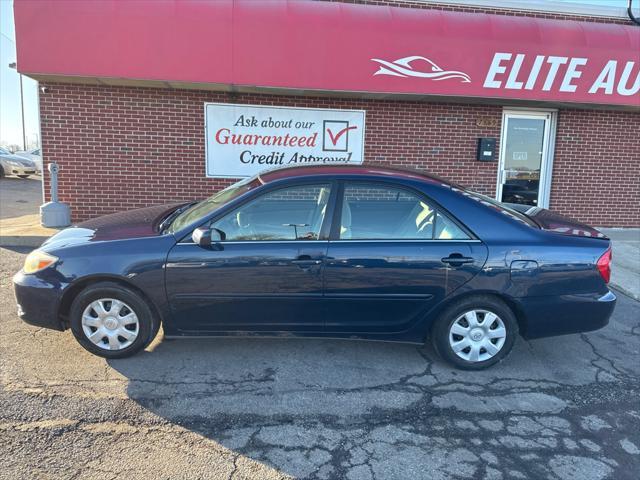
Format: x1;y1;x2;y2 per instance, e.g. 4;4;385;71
292;255;323;268
292;259;322;266
441;253;474;267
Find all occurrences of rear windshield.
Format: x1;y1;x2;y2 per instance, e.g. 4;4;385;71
457;188;539;228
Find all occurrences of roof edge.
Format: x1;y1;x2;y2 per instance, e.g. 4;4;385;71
410;0;630;19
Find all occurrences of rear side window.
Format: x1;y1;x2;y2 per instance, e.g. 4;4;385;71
339;184;470;240
457;188;539;228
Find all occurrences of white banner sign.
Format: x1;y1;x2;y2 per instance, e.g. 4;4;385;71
205;103;365;178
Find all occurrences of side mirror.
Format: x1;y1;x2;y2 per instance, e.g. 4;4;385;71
192;227;211;247
192;227;225;248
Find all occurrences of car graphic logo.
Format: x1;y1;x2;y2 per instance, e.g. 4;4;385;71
371;56;471;83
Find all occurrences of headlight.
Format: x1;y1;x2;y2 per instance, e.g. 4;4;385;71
23;251;58;274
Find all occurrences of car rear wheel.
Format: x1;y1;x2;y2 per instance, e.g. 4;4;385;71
69;282;159;359
431;295;518;370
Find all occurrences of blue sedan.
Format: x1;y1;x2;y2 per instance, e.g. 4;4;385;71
13;165;616;369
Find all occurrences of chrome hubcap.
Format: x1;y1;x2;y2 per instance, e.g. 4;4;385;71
448;309;506;363
81;298;139;351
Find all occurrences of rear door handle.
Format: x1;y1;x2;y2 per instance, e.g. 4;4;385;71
441;254;474;266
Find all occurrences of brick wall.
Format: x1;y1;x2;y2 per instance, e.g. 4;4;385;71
550;109;640;226
39;83;639;227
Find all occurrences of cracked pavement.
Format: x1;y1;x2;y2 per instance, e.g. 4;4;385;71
1;246;639;479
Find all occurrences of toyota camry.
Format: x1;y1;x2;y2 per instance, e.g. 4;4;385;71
13;165;616;369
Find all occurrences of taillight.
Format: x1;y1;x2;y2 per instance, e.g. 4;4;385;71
596;247;612;284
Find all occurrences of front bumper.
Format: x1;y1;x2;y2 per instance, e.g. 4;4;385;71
8;165;37;176
13;270;66;331
519;290;616;339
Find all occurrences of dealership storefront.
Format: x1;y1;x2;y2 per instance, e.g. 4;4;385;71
14;0;640;226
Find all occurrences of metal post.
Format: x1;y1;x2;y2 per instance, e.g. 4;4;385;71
8;62;27;151
49;163;58;203
19;73;26;150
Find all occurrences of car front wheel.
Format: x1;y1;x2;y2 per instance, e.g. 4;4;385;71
69;282;159;358
431;295;518;370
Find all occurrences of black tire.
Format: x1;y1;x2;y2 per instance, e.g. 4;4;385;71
17;175;31;178
431;295;518;370
69;281;160;359
0;167;5;178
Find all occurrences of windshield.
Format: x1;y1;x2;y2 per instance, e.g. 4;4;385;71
168;176;262;233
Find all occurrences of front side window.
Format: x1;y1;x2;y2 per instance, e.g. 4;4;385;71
212;184;332;241
340;184;469;240
169;176;261;233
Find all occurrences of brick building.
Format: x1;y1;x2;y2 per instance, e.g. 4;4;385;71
14;0;640;226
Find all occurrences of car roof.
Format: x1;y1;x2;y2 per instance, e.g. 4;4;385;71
258;164;453;187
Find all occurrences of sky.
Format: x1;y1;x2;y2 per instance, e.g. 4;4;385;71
560;0;630;4
0;0;636;151
0;0;39;150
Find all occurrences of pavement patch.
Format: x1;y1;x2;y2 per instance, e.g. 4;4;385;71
431;392;567;414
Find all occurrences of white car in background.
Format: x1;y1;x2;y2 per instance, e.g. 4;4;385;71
15;148;43;173
0;147;38;178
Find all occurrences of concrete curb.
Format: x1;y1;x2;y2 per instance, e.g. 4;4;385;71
0;236;49;248
611;284;640;301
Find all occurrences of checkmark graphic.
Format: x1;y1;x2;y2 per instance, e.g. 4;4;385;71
326;125;358;146
322;120;358;152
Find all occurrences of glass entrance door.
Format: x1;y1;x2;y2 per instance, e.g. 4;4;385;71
497;111;554;208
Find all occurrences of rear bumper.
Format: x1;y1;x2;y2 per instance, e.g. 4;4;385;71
13;270;66;331
519;290;616;339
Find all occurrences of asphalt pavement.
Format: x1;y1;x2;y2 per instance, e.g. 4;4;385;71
0;176;42;220
1;246;639;480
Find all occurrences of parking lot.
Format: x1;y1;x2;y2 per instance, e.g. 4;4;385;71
0;176;41;220
1;246;639;480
